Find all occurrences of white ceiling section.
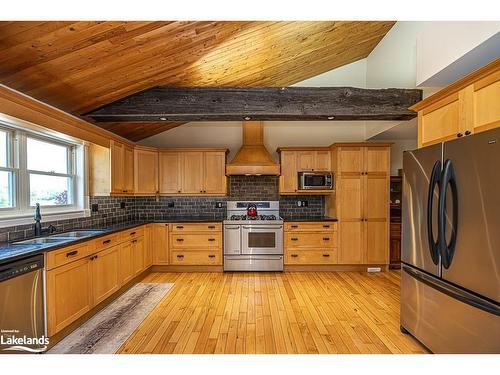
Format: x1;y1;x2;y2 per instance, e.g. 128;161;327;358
140;21;499;152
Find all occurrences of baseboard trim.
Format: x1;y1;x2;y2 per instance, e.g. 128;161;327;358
150;265;223;273
284;264;389;272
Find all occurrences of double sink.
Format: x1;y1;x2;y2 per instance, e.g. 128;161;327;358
13;230;106;245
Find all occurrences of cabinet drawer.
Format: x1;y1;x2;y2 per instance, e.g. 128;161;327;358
285;232;337;248
285;222;337;232
170;233;221;249
120;226;145;241
46;242;93;270
286;249;337;265
171;251;221;265
169;223;221;232
94;233;121;252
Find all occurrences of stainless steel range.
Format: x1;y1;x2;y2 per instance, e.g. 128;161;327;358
223;201;284;271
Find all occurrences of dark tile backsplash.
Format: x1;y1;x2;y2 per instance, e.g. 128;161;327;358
0;176;325;242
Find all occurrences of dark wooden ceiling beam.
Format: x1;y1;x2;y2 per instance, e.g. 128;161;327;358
85;86;423;122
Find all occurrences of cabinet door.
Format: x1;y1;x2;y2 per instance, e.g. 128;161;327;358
365;147;389;174
365;221;389;264
132;237;145;275
471;74;500;134
203;151;226;194
120;241;135;285
134;148;158;194
124;146;135;193
144;225;153;268
365;175;389;219
111;141;124;193
338;221;364;264
338;176;363;220
46;258;92;336
181;152;204;194
296;151;315;171
314;151;331;171
159;152;181;194
279;151;297;193
420;94;460;147
152;223;169;264
92;245;120;305
338;147;363;173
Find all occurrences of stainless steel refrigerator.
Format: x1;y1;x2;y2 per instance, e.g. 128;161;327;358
401;127;500;353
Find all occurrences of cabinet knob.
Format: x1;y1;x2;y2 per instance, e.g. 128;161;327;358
291;225;298;228
178;190;181;193
457;133;464;137
176;238;184;242
323;237;330;241
465;130;471;136
208;238;215;242
322;225;330;228
322;254;330;257
208;255;216;258
291;254;298;258
291;238;298;241
177;255;184;258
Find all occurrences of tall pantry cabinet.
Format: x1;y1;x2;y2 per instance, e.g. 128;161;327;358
328;143;391;265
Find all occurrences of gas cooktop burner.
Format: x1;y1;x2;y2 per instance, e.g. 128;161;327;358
230;214;277;221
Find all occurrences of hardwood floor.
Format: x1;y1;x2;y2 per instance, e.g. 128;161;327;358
119;271;428;354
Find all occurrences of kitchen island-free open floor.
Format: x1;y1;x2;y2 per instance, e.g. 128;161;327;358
119;271;428;354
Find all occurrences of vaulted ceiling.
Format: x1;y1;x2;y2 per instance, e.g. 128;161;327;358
0;21;395;141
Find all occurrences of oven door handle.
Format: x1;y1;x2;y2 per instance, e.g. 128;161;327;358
242;226;283;230
225;226;241;229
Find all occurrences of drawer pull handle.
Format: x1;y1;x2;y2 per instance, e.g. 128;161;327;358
323;254;330;257
177;255;184;258
322;225;330;228
102;239;111;245
208;225;216;229
208;238;215;242
323;237;330;241
132;239;138;243
291;225;298;228
291;238;298;241
176;226;184;229
176;238;184;242
66;250;78;257
291;254;298;258
208;255;216;258
130;231;136;236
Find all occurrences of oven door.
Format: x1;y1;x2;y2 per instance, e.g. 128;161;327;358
241;225;283;255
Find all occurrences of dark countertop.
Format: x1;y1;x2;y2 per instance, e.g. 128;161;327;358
283;217;338;222
0;217;223;266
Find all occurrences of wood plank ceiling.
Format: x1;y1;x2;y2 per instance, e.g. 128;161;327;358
0;21;395;141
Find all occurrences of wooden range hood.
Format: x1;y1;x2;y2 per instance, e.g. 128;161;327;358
226;121;280;176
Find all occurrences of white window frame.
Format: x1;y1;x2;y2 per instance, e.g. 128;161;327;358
0;117;90;227
0;126;16;210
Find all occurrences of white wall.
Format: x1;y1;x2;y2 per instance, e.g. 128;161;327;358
417;22;500;86
292;59;366;88
381;139;418;175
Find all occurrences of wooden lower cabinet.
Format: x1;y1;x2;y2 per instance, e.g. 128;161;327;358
151;223;169;264
119;240;135;285
171;250;221;265
284;222;338;265
132;236;145;276
46;257;93;336
338;220;364;264
92;244;121;305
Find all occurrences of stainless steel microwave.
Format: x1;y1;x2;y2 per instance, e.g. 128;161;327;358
298;172;333;190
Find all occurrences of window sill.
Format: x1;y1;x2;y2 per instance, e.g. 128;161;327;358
0;208;91;228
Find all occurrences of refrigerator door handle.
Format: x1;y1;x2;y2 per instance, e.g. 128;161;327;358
427;160;442;265
439;159;459;269
403;265;500;317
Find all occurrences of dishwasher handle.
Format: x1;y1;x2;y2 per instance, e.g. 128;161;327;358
0;254;44;283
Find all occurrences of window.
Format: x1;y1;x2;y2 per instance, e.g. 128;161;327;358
27;137;74;207
0;123;86;222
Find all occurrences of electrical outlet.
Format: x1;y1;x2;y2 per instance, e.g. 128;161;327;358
167;201;175;208
215;202;224;208
297;200;308;207
120;201;126;209
91;203;99;213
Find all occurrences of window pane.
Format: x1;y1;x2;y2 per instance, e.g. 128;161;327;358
0;170;13;208
0;130;7;168
27;137;69;174
30;174;72;206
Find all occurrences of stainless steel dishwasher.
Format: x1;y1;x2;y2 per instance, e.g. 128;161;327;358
0;254;46;353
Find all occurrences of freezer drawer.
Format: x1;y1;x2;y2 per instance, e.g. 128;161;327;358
401;265;500;353
224;255;283;271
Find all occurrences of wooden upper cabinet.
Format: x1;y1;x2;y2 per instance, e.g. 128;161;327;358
365;147;390;174
296;151;315;171
181;152;204;194
314;150;331;171
203;151;226;194
279;151;297;193
413;59;500;148
134;147;158;195
159;152;181;194
110;140;125;193
338;147;363;174
124;146;134;193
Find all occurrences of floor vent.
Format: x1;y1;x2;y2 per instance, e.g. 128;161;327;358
367;267;382;273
